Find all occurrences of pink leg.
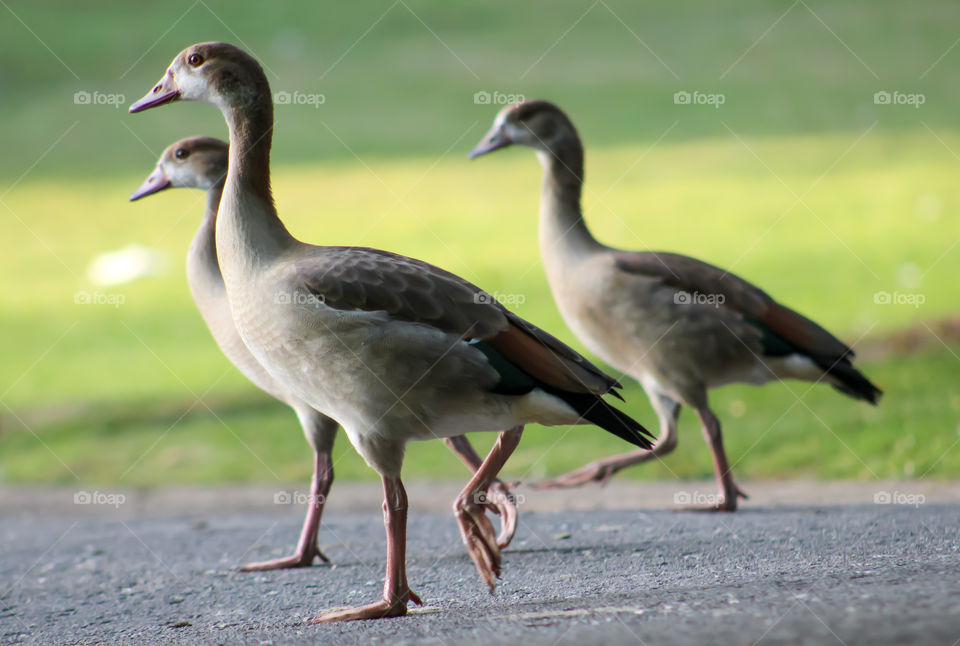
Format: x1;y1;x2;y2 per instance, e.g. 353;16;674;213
681;407;748;512
240;450;333;571
309;476;422;623
452;427;523;592
443;435;519;548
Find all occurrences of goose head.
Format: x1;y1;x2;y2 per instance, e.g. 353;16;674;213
129;42;269;114
469;100;579;159
130;136;229;201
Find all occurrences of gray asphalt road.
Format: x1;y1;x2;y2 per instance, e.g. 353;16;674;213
3;492;960;645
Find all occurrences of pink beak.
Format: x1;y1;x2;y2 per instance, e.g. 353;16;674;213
129;165;171;201
129;71;181;114
468;125;512;159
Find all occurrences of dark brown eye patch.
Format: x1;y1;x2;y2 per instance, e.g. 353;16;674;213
188;53;203;67
175;148;189;160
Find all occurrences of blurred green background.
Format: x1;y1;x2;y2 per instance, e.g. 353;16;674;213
1;0;957;489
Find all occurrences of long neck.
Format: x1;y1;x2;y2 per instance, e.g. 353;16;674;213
189;183;225;284
538;138;599;270
217;95;295;282
226;99;275;208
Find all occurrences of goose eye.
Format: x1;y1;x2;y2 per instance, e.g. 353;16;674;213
188;53;204;67
175;148;189;160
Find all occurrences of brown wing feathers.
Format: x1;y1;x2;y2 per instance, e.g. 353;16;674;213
485;317;655;448
758;301;851;360
297;246;655;444
301;246;617;396
299;246;507;339
614;250;852;360
486;313;621;396
614;249;881;403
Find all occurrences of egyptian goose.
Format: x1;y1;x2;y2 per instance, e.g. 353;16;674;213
129;137;524;568
470;100;881;511
129;45;653;622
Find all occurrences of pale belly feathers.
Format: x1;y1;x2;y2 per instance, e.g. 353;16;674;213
225;278;568;453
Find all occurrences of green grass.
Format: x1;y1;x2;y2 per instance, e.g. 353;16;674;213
3;0;960;179
3;344;959;486
1;0;958;486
